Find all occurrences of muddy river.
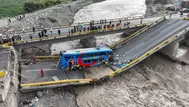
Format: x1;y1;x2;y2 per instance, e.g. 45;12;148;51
75;46;189;107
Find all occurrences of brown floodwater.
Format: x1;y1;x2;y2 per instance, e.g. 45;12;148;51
75;46;189;107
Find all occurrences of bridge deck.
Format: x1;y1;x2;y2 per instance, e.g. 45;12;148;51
114;19;189;64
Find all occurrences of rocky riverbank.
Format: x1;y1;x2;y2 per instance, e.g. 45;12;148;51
7;0;104;31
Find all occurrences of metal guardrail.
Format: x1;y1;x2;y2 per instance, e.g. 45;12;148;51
20;79;93;87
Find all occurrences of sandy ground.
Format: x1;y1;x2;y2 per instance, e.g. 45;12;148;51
75;47;189;107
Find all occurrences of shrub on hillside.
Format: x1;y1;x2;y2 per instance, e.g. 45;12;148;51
24;0;62;13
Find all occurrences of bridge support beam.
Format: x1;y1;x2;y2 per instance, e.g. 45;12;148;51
160;41;179;57
80;36;97;48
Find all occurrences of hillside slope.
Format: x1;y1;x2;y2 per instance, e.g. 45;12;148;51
8;0;103;30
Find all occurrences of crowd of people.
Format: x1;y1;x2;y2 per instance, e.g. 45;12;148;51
1;33;22;43
2;18;133;44
29;19;132;40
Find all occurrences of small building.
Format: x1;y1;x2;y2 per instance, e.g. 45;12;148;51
182;0;189;8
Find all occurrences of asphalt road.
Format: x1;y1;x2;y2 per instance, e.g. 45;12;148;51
114;19;189;64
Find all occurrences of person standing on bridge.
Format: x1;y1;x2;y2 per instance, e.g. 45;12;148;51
71;29;74;35
68;29;71;36
44;28;47;34
109;21;112;25
18;35;21;40
41;30;44;38
32;27;35;34
140;18;143;24
38;32;41;38
11;36;15;42
58;29;61;35
29;34;33;40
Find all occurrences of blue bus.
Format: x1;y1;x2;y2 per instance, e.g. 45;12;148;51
60;47;113;71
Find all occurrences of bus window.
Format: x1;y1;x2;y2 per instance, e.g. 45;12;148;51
84;60;91;64
100;52;106;56
85;53;93;57
64;55;71;61
92;59;98;62
75;55;79;58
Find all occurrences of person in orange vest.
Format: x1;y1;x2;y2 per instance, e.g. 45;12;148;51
40;69;44;77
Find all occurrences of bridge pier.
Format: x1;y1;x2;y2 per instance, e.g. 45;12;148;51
160;41;179;57
80;36;97;48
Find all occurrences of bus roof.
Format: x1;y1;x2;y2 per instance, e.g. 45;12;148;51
62;47;112;55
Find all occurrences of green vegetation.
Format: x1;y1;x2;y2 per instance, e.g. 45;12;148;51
0;0;72;18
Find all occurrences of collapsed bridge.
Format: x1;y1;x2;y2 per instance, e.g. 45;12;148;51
12;17;189;92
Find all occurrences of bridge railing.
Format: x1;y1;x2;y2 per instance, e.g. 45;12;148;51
7;22;151;46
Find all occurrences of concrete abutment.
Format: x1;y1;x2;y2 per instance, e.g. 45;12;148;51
160;41;179;57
